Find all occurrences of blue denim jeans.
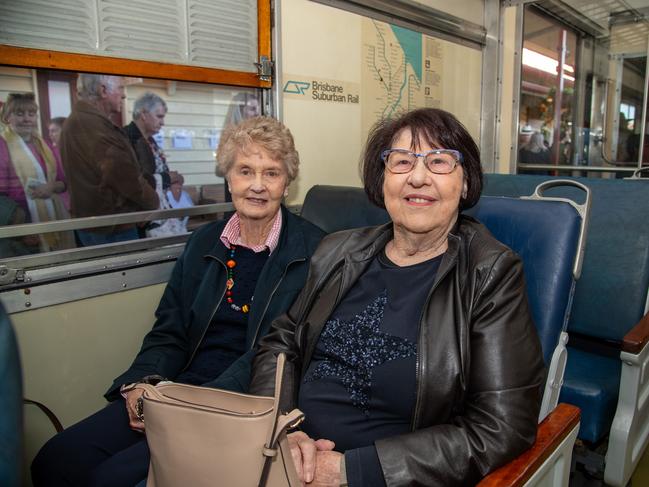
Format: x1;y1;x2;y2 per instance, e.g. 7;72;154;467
76;227;139;247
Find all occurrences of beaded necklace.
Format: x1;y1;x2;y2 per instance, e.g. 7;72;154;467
225;244;251;314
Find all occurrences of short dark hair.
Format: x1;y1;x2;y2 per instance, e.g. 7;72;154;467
49;117;67;128
361;108;483;210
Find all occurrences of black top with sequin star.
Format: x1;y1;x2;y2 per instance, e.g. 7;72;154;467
298;250;442;487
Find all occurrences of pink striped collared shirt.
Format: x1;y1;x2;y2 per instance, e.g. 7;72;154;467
219;209;282;253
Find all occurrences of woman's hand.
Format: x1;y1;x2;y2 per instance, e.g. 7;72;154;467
311;450;343;487
287;431;336;484
125;387;146;432
29;182;54;199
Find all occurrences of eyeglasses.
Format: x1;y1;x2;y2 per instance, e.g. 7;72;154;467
381;148;463;175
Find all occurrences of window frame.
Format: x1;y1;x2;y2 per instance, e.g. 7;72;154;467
0;0;272;88
0;0;272;289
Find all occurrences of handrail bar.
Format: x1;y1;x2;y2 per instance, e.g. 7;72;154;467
517;164;638;173
0;202;235;239
522;179;591;280
0;234;189;272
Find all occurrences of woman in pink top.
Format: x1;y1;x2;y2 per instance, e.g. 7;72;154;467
0;93;74;251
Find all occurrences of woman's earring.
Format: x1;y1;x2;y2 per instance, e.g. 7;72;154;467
283;188;289;198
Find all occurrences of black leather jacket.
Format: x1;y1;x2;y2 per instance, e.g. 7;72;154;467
250;216;545;486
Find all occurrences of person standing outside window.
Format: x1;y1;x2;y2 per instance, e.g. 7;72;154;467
124;92;184;237
60;74;159;246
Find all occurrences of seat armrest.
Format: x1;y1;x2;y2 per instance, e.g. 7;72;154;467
622;311;649;354
477;403;580;487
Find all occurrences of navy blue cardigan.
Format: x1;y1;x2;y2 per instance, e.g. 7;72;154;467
105;206;325;400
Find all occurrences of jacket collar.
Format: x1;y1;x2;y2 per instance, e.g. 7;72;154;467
203;205;307;263
342;217;463;293
74;100;111;121
199;206;310;348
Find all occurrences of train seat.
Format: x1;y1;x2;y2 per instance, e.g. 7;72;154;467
464;180;590;421
482;173;649;487
0;301;23;487
301;184;586;486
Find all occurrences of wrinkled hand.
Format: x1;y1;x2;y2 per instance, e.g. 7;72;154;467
287;431;335;484
125;387;146;432
311;450;343;487
29;182;53;199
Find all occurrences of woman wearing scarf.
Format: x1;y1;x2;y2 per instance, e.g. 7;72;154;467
0;93;74;252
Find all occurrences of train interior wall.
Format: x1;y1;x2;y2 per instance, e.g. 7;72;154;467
15;284;165;484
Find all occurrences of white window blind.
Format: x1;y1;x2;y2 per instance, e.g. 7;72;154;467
188;0;258;72
0;0;258;73
0;0;97;52
99;0;186;63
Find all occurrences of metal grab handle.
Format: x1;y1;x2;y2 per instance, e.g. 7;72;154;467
522;179;591;280
627;167;649;179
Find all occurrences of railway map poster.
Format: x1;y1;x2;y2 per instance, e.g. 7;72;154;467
361;19;443;135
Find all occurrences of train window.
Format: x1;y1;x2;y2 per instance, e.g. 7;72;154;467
610;56;647;164
0;66;262;260
517;8;579;171
0;0;272;277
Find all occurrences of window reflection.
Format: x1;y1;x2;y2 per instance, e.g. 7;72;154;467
0;66;262;256
618;57;647;164
0;92;75;254
518;8;578;173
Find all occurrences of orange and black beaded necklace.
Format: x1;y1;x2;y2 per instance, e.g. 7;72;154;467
225;244;251;314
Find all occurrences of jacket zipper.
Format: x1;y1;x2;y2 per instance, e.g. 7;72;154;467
410;258;456;431
180;256;227;372
248;257;305;349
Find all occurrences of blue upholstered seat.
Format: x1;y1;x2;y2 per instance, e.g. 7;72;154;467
464;196;581;367
482;174;649;446
0;301;23;487
559;348;621;444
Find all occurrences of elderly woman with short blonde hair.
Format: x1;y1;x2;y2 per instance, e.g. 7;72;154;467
0;93;74;251
32;116;326;487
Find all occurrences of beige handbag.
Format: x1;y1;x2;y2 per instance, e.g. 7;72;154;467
140;353;303;487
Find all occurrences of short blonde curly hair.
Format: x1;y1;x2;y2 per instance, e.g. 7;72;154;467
216;116;299;182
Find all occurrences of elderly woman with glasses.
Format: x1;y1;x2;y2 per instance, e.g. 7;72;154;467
250;108;545;486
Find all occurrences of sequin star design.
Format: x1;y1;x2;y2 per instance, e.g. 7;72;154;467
304;290;417;416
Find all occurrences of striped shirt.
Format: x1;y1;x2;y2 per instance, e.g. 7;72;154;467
219;209;282;253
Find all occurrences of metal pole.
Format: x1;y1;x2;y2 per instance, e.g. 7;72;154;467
637;35;649;166
551;28;567;166
509;5;525;174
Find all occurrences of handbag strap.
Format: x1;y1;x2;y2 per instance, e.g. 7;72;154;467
258;353;298;487
138;383;164;400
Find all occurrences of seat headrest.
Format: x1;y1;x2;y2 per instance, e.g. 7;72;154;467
483;174;649;341
301;185;389;233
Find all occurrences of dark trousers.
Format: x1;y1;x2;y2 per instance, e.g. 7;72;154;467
31;400;150;487
76;227;139;247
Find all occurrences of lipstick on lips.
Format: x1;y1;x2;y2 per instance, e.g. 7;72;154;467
404;194;435;205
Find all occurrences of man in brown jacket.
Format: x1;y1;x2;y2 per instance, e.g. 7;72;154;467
60;74;159;246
